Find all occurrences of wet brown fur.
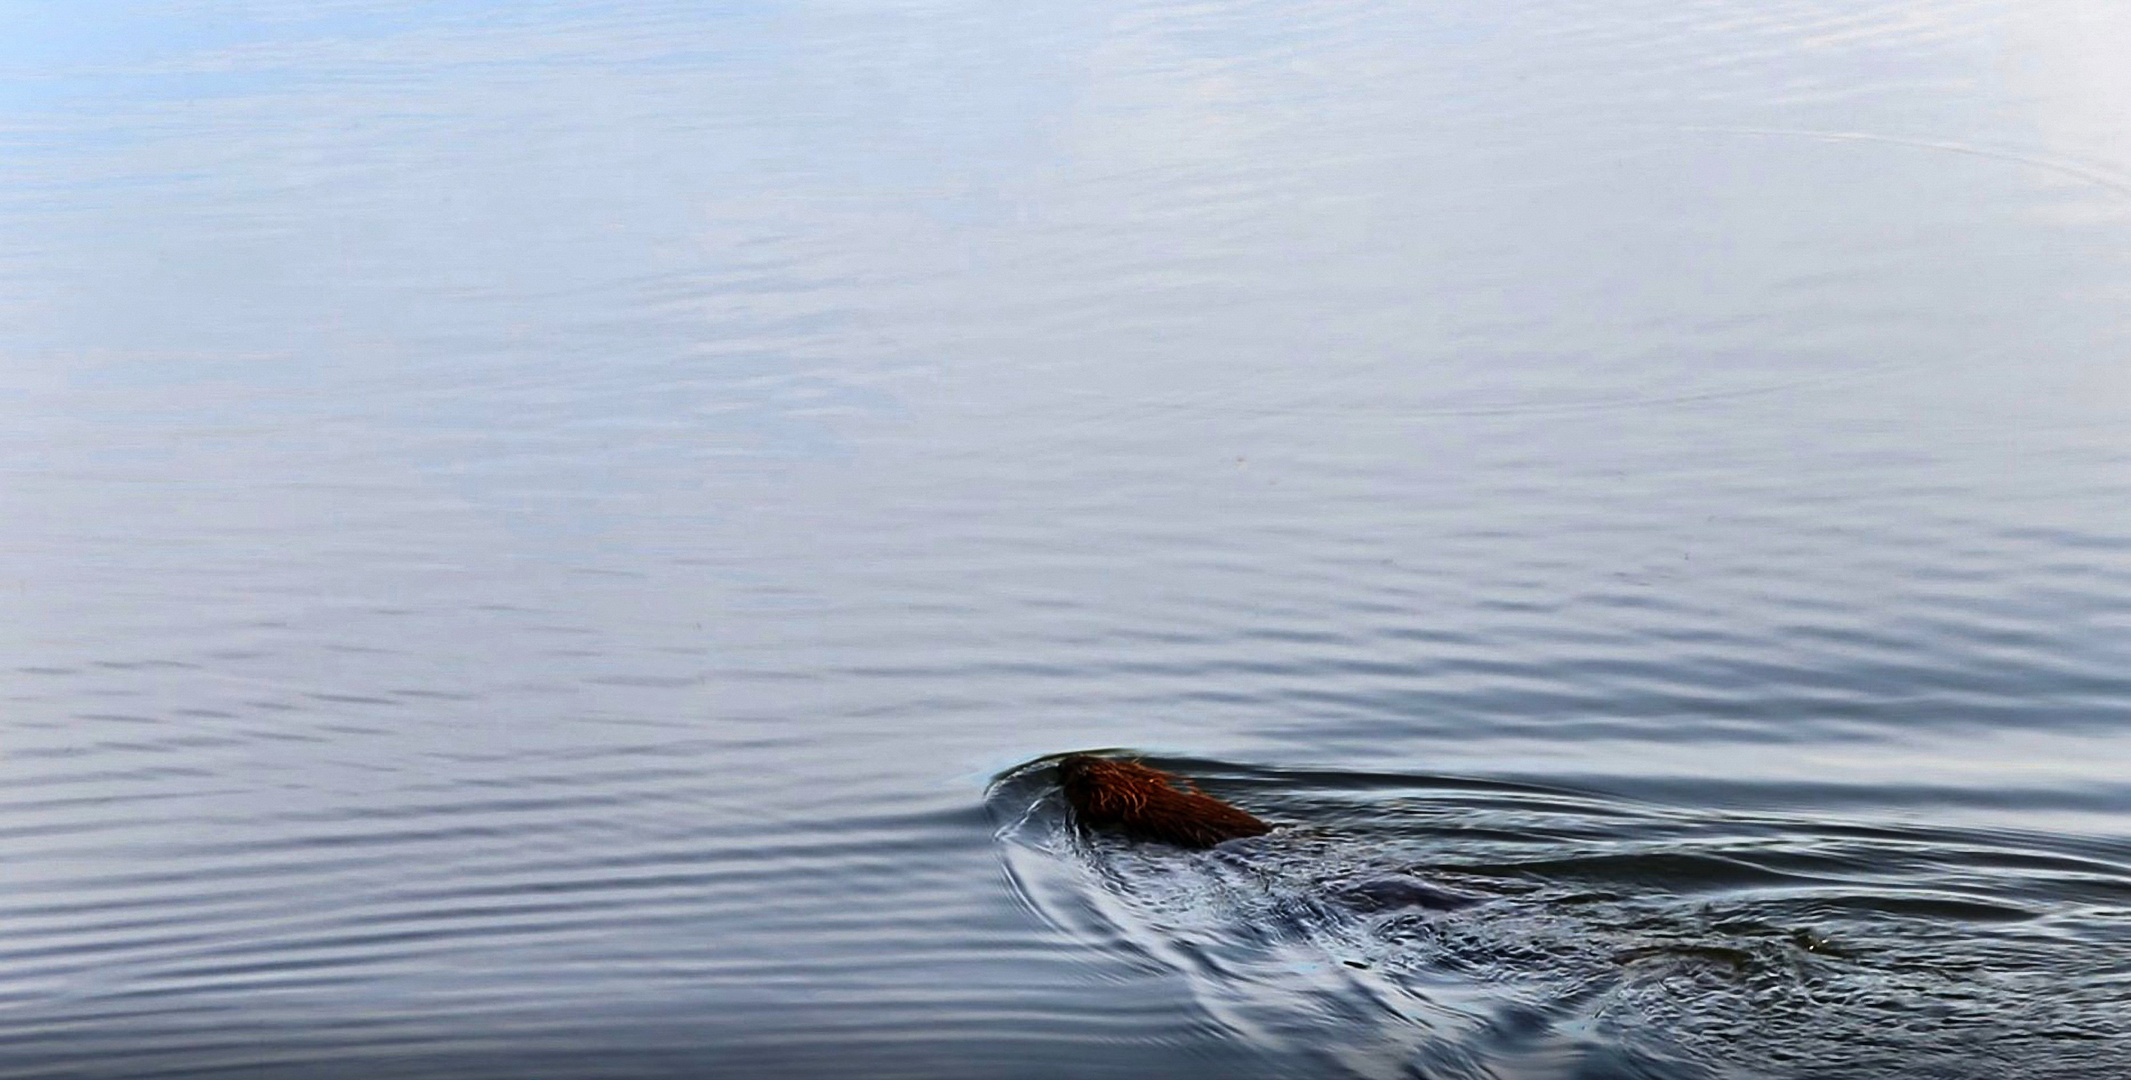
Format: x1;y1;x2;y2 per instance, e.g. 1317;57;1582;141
1056;755;1271;849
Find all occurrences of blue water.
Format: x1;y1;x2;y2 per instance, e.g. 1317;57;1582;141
2;1;2128;1077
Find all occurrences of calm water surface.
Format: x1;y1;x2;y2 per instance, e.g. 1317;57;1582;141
3;1;2129;1077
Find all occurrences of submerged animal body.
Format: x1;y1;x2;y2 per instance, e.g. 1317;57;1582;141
1056;755;1271;848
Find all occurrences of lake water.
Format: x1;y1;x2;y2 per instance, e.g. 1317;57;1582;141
4;1;2129;1077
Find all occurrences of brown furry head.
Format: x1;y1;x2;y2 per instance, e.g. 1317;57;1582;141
1056;755;1271;849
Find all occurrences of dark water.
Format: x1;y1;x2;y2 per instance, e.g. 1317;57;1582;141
4;1;2130;1077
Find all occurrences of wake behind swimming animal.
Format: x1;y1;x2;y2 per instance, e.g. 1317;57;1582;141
1056;754;1271;849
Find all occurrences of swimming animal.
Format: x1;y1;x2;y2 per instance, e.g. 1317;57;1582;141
1056;754;1271;848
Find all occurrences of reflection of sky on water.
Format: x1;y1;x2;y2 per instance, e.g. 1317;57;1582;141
0;5;2127;1075
3;0;2128;623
